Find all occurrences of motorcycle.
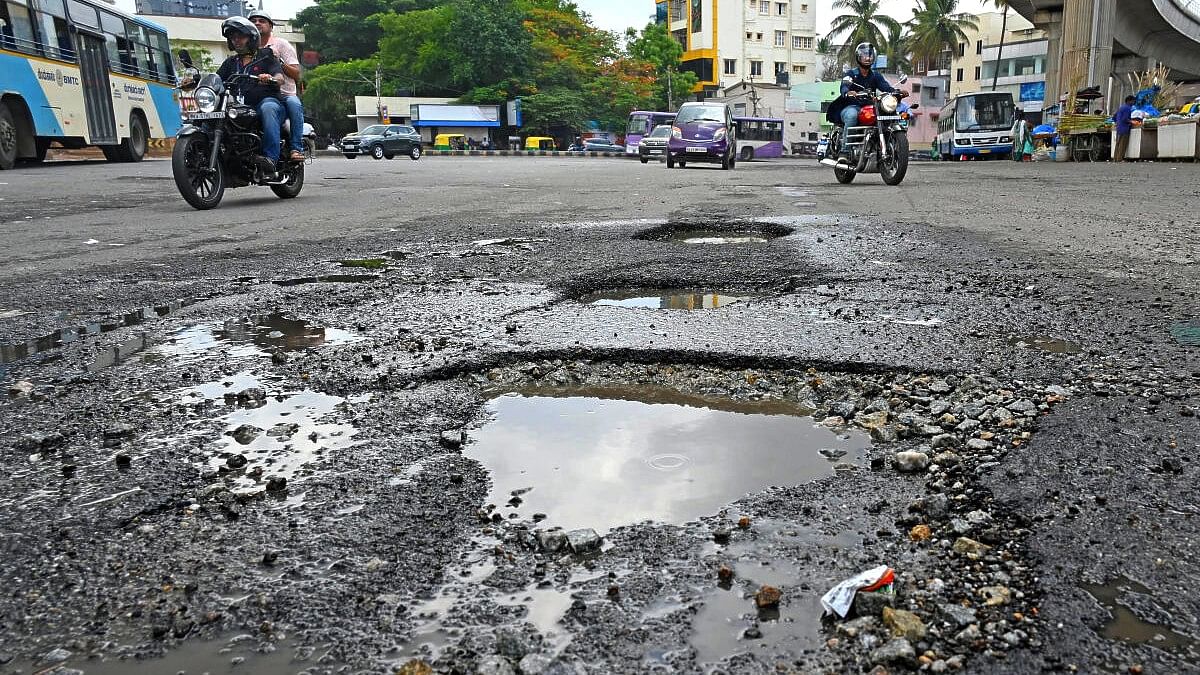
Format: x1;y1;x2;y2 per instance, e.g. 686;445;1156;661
820;74;911;186
172;49;305;210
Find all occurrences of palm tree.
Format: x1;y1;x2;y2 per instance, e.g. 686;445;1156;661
827;0;901;67
990;0;1009;91
880;22;912;75
907;0;979;84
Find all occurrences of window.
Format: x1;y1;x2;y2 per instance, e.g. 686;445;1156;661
774;30;785;46
800;3;807;10
976;40;982;55
723;58;736;75
974;65;980;80
792;64;806;73
776;2;786;15
955;68;963;82
957;42;965;57
750;60;762;77
793;35;813;49
759;0;769;13
0;1;36;53
746;32;753;40
775;61;786;74
911;82;921;93
755;32;762;41
928;86;938;99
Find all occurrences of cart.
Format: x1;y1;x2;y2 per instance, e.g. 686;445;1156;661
1059;114;1112;162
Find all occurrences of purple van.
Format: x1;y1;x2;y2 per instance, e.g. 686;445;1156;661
666;102;737;170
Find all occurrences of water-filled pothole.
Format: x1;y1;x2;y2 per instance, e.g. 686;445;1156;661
1;299;194;367
151;314;360;364
579;290;750;309
669;232;770;245
466;387;870;532
1170;321;1200;347
1008;335;1083;354
273;274;379;286
67;632;327;675
635;222;793;244
1081;577;1200;658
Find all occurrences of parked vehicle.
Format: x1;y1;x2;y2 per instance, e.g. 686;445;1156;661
171;49;304;210
666;102;737;170
935;91;1015;160
434;133;466;150
525;136;557;151
582;138;624;153
638;125;672;163
341;124;422;160
820;74;910;185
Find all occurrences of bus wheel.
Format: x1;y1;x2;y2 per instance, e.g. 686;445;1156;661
111;113;147;162
739;146;754;162
0;105;18;171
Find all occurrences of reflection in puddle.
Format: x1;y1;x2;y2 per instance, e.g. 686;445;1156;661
154;314;360;364
581;291;748;309
0;300;191;366
273;274;379;286
1170;321;1200;347
1008;335;1083;354
467;388;870;532
1081;577;1199;658
86;333;151;371
675;233;771;245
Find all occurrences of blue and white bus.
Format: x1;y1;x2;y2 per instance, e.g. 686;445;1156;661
935;91;1016;160
0;0;181;169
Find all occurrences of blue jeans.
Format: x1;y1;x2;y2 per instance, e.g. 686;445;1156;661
258;97;283;163
283;95;305;154
840;106;860;153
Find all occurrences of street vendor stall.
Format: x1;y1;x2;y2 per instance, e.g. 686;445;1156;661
1060;113;1111;162
1156;117;1200;159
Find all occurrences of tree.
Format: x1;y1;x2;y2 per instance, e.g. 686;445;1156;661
444;0;534;89
816;36;842;81
293;0;445;63
170;39;217;73
879;22;912;75
907;0;978;82
626;23;698;109
303;59;388;137
990;0;1009;91
827;0;900;65
377;5;458;94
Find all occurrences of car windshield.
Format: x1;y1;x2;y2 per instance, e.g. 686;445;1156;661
648;126;671;138
360;125;386;135
955;95;1014;132
676;106;725;124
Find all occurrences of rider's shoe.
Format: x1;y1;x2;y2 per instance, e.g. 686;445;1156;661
254;155;278;180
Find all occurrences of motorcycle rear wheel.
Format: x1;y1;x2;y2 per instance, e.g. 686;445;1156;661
834;166;856;184
880;132;909;186
172;134;225;210
271;161;305;199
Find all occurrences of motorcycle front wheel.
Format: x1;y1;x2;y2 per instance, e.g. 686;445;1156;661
271;161;305;199
172;133;225;210
880;131;909;186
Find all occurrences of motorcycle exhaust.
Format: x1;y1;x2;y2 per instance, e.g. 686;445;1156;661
819;158;839;167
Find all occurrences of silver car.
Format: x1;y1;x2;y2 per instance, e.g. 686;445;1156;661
638;125;672;163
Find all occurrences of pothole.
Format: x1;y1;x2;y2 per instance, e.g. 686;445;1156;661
337;258;389;269
65;632;329;675
579;290;751;309
1;299;194;367
1007;335;1083;354
125;313;360;368
467;385;869;533
635;222;793;244
272;274;379;286
1081;577;1200;658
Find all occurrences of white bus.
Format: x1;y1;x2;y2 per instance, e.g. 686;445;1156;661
935;91;1016;160
0;0;182;169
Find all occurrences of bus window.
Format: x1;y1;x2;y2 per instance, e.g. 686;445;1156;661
65;0;96;28
1;0;38;53
153;30;172;79
33;0;71;59
128;22;156;78
99;11;122;65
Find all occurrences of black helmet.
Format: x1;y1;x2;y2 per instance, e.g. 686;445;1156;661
854;43;877;68
247;9;274;27
222;16;259;55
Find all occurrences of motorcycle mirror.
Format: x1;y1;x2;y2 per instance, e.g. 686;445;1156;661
178;49;193;68
841;76;853;84
179;66;200;91
897;73;908;84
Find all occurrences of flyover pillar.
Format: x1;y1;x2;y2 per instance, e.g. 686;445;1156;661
1059;0;1116;102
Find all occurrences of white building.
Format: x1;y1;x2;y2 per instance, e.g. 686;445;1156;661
138;13;304;66
656;0;818;97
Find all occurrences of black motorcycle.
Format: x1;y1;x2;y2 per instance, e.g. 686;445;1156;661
172;49;304;210
821;74;911;186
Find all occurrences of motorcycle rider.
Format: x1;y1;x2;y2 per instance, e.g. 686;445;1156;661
248;10;306;162
216;17;284;174
827;43;896;167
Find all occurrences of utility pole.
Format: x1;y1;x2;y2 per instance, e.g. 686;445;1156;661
667;68;674;110
375;63;383;121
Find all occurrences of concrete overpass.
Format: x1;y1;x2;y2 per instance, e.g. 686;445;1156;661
1012;0;1200;110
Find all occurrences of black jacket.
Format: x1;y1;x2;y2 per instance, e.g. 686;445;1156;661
826;68;896;125
216;54;283;107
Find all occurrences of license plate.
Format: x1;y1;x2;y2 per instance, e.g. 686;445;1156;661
686;146;707;153
979;149;991;154
877;115;900;120
646;149;663;154
186;111;224;120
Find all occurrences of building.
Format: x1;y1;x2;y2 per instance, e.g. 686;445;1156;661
655;0;819;97
136;0;305;67
785;80;837;147
351;97;503;145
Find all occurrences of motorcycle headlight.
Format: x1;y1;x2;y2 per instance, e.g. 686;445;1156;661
671;126;682;139
713;128;727;141
880;94;898;114
195;87;218;113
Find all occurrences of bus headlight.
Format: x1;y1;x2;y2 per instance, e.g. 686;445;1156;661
880;94;898;114
195;87;218;113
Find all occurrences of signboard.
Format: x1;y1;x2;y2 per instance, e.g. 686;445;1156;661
1020;81;1045;102
380;105;389;123
506;99;522;127
875;55;887;69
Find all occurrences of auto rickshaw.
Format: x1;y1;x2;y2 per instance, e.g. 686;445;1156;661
434;133;466;150
525;136;557;151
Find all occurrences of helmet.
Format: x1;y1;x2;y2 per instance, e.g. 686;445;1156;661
222;16;259;55
854;43;877;68
247;9;274;27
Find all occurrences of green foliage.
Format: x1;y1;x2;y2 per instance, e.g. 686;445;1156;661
303;59;385;137
377;6;457;94
828;0;900;65
879;22;912;74
519;88;589;134
293;0;445;63
626;22;697;109
907;0;979;65
170;40;217;72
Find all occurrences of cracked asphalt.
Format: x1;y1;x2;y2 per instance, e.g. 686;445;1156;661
1;155;1199;674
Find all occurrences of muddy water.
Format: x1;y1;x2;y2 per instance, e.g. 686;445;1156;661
1171;321;1200;347
74;633;315;674
669;232;771;245
466;388;870;532
1081;577;1199;657
580;290;749;309
1008;335;1083;354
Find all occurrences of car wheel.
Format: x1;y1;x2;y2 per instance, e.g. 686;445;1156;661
640;157;648;164
344;154;357;160
371;145;384;160
666;155;674;168
409;145;422;161
678;160;686;168
384;153;395;160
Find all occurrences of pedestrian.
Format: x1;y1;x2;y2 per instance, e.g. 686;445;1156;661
1113;95;1134;162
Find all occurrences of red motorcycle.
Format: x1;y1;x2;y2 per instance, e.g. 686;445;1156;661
821;75;911;186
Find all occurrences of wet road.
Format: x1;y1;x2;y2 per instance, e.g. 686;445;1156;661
1;155;1199;674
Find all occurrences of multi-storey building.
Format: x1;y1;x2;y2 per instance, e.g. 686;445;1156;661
655;0;819;97
947;12;1049;121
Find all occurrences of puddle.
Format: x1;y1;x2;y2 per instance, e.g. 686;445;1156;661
466;387;870;532
337;258;389;269
86;333;150;371
69;632;330;675
636;223;792;244
1008;335;1083;354
580;290;749;309
0;299;192;366
272;274;379;286
775;187;814;198
669;232;771;245
1081;577;1200;658
151;314;360;364
1170;321;1200;347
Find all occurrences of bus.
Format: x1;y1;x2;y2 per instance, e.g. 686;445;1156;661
0;0;181;170
732;116;784;160
935;91;1016;160
625;110;675;155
